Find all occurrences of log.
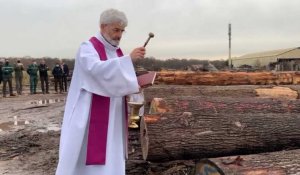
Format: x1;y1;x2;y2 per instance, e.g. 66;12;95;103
140;112;300;161
143;85;259;115
143;85;300;114
155;71;300;85
126;160;149;175
208;149;300;175
144;85;259;102
126;149;300;175
255;86;299;99
149;96;300;114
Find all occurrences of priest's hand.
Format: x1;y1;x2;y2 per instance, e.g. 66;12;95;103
130;47;146;62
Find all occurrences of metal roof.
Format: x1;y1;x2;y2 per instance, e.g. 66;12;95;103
234;47;300;60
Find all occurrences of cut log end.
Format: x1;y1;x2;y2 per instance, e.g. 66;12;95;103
255;86;299;99
149;98;170;114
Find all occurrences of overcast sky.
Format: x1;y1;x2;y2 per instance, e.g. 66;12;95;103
1;0;300;60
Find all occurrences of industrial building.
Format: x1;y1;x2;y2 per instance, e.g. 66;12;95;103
232;47;300;71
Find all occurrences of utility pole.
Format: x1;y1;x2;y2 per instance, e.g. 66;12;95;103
228;23;232;69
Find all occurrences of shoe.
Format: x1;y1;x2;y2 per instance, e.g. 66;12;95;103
10;94;16;96
46;92;50;94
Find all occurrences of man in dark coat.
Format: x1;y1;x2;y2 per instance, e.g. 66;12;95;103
52;62;63;93
39;60;49;94
61;61;69;92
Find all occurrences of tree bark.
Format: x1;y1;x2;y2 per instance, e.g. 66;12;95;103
156;71;300;85
126;149;300;175
140;112;300;161
143;85;300;114
149;96;300;114
208;149;300;175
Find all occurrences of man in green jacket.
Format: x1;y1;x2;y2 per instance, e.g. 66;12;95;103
2;59;15;97
27;61;39;94
14;59;24;95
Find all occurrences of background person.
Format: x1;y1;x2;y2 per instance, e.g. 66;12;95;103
61;61;69;92
38;60;49;94
2;59;15;97
27;61;39;94
52;62;63;93
14;59;24;95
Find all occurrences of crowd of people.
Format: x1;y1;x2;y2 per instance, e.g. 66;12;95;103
0;59;69;97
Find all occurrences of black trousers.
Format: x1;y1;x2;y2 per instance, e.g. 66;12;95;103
54;77;63;93
40;76;49;93
62;75;68;92
3;78;13;96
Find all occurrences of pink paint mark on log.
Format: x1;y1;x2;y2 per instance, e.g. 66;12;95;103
144;115;160;123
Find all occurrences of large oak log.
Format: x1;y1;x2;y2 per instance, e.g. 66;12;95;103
126;149;300;175
149;96;300;114
208;149;300;175
143;85;260;114
155;71;300;85
144;85;259;102
140;112;300;161
143;85;300;113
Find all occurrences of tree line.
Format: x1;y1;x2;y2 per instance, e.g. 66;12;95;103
1;57;229;71
0;57;75;70
134;57;228;71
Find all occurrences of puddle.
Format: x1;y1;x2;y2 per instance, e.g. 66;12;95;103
0;122;13;131
37;124;61;133
30;98;65;105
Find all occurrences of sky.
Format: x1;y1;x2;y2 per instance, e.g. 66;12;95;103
0;0;300;60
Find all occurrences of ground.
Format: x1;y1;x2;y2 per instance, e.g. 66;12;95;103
0;84;299;175
0;91;64;175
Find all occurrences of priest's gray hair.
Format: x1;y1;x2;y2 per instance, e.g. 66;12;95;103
100;9;128;27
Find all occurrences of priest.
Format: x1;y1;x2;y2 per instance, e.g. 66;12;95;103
56;8;145;175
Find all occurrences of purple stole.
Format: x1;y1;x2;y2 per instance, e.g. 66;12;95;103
86;37;128;165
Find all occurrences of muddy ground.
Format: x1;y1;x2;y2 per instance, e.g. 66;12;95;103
0;88;64;175
0;85;299;175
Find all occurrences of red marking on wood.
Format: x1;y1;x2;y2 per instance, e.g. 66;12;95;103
144;115;160;123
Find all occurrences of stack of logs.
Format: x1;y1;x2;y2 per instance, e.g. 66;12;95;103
126;72;300;175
